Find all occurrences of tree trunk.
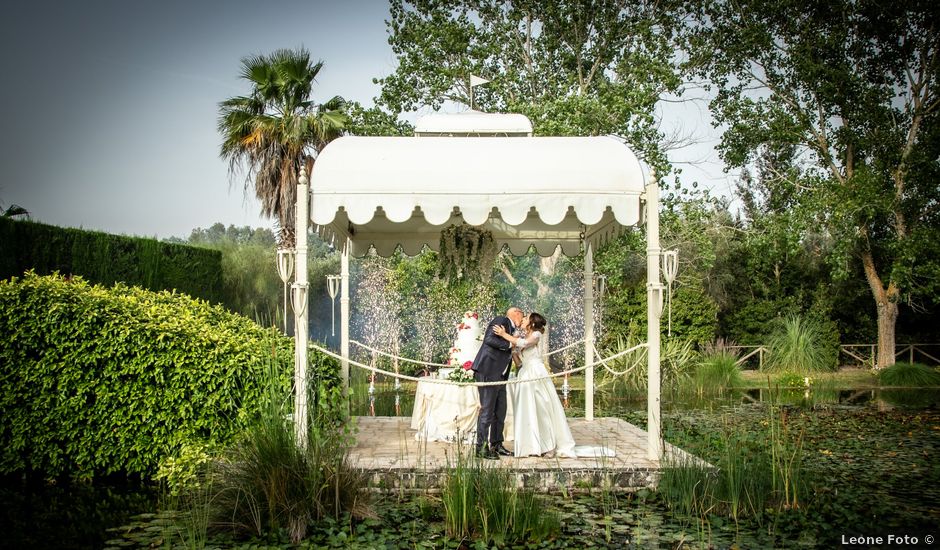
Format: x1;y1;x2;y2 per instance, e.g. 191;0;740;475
876;301;898;369
861;250;898;369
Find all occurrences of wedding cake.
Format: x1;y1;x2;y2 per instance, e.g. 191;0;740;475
443;311;483;378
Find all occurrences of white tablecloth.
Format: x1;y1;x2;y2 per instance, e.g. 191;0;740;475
410;378;513;442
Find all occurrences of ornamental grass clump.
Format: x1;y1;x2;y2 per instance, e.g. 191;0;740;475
764;314;835;374
878;362;940;387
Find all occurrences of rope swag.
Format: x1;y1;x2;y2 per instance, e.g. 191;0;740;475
437;223;498;282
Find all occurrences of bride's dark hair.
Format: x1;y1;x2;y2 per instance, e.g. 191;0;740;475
528;312;546;332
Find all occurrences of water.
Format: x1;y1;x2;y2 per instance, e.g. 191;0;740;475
0;475;156;550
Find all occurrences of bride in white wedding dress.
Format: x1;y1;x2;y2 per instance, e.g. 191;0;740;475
494;312;613;459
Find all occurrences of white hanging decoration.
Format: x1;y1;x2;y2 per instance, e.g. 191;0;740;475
326;275;341;336
276;248;295;332
290;282;308;317
662;250;679;337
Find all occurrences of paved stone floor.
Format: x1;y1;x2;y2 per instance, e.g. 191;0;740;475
349;416;703;492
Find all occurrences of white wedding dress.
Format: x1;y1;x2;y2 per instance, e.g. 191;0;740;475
511;331;614;458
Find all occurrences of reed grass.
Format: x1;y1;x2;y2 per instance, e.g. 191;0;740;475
658;403;806;525
440;443;558;545
687;347;743;395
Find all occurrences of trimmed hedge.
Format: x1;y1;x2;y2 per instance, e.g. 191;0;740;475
0;272;339;479
0;217;224;304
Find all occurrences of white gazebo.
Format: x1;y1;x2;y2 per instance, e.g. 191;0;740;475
292;113;665;461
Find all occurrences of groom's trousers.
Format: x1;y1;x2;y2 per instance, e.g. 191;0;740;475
476;384;507;449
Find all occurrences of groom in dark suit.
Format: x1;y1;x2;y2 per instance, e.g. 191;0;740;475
472;306;525;459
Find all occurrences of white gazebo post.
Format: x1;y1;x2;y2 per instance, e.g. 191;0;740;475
583;242;595;422
340;238;350;392
292;165;311;446
646;173;663;462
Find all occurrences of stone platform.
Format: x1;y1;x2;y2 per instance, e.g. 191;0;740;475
348;416;703;493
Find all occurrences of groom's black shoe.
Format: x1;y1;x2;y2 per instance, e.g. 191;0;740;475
476;446;499;460
493;444;513;457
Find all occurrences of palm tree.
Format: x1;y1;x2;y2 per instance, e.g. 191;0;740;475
219;48;346;247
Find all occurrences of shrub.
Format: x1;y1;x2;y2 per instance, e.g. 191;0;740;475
763;314;836;373
878;362;940;387
0;272;338;478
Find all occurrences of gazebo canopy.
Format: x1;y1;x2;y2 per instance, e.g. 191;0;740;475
310;135;647;257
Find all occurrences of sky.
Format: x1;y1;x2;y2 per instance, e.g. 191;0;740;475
1;0;729;241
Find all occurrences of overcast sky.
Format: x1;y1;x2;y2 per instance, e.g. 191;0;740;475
1;0;728;240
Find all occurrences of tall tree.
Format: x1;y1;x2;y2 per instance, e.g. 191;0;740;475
683;0;940;367
378;0;682;170
219;48;347;247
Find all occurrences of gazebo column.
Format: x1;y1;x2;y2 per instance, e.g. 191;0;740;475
583;242;595;422
340;238;350;392
646;175;663;462
293;166;310;445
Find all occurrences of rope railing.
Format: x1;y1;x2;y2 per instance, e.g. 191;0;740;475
351;337;586;369
310;342;649;388
593;345;647;376
350;339;450;368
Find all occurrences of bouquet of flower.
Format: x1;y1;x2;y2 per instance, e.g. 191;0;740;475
448;360;475;383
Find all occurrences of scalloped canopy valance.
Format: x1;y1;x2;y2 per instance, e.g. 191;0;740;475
310;135;647;257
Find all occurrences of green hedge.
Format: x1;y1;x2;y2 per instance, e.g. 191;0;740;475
0;217;224;303
0;272;339;479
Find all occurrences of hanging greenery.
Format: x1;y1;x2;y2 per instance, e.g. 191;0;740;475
438;223;498;282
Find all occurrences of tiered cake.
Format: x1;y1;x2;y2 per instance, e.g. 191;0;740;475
447;311;483;372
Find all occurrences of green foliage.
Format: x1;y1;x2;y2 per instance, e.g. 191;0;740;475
682;0;940;366
764;315;837;373
0;272;345;479
878;362;940;388
0;217;224;303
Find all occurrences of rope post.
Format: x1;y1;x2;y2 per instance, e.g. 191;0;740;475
645;172;664;462
583;242;595;422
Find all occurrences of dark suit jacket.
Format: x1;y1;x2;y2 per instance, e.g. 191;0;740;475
471;316;515;382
